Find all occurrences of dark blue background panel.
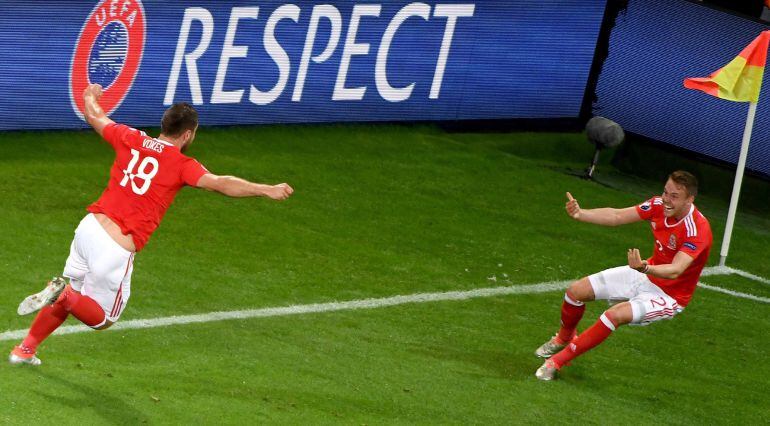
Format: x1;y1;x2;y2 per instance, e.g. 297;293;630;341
0;1;606;130
595;0;770;176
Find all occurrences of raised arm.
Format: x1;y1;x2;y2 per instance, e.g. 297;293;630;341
83;83;115;137
565;192;641;226
195;173;293;200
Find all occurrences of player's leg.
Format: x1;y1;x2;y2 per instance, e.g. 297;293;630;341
536;302;632;380
10;280;116;366
552;302;632;367
628;283;682;326
10;215;132;365
9;286;71;365
66;285;111;328
14;215;101;318
16;277;67;316
535;266;644;380
9;233;88;365
69;213;133;329
63;224;125;330
76;223;135;329
559;277;595;338
535;277;594;358
539;284;680;378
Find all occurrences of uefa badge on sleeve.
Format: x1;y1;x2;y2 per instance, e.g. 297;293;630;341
69;0;146;120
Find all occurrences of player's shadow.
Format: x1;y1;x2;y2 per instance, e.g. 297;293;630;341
20;368;149;424
409;343;527;379
409;340;591;382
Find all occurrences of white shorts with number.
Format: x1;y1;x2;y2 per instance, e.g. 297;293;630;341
62;214;135;322
588;266;683;325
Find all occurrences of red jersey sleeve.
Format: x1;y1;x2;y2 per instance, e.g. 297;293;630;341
635;196;662;221
102;123;147;150
679;231;710;260
180;157;209;186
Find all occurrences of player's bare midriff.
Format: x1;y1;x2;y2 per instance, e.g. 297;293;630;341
93;213;136;252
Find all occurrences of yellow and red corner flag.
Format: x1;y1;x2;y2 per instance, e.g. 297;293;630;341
684;31;770;102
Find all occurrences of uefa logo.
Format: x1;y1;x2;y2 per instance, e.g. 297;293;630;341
70;0;146;120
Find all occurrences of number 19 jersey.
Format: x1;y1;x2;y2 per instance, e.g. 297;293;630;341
87;123;209;252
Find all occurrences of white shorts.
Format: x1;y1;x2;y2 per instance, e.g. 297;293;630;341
589;266;683;325
62;214;135;322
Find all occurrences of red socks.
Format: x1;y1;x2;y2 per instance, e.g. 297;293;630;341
21;285;106;352
551;311;618;369
66;288;107;327
21;302;69;351
556;291;585;343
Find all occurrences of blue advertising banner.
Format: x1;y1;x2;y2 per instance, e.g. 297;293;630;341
595;0;770;176
0;1;606;130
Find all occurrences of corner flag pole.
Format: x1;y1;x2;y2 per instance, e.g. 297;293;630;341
683;31;770;267
719;101;757;267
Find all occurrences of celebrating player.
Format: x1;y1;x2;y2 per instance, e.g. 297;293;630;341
534;171;712;380
10;83;293;365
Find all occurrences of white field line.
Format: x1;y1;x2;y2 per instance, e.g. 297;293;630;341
0;280;570;342
700;265;735;277
699;266;770;302
0;266;766;342
729;268;770;286
698;283;770;303
701;265;770;285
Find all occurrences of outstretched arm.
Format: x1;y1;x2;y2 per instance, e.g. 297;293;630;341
628;249;694;279
195;173;293;200
83;83;115;137
565;192;641;226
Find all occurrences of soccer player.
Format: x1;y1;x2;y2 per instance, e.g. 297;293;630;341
9;83;293;365
534;171;712;380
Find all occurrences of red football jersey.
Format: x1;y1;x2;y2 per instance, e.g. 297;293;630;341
87;123;209;251
635;196;713;306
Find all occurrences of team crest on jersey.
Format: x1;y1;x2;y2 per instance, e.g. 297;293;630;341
69;0;146;120
668;234;677;250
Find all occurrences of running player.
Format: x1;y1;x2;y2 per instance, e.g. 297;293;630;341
10;83;293;365
535;171;712;380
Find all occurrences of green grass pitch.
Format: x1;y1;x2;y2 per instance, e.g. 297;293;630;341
0;124;768;424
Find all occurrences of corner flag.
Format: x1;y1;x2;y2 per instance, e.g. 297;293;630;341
683;31;770;267
684;30;770;102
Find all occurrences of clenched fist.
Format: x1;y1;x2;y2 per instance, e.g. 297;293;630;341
267;183;294;201
83;83;103;100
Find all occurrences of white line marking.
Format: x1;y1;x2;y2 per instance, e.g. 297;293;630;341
698;283;770;304
0;280;570;342
701;265;770;285
700;265;735;277
730;268;770;286
0;266;766;342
